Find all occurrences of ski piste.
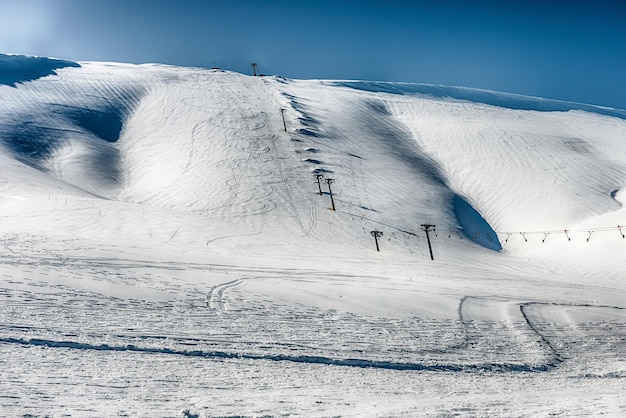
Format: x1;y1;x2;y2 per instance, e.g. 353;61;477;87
1;55;625;416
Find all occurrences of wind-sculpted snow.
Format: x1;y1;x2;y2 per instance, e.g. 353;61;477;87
0;60;145;197
0;54;80;87
336;80;626;120
0;57;625;416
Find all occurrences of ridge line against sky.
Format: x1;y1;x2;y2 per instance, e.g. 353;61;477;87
2;0;626;109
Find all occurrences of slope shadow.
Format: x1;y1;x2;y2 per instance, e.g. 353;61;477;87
52;104;126;143
453;195;502;251
0;54;80;87
351;99;502;252
361;99;449;186
1;81;144;195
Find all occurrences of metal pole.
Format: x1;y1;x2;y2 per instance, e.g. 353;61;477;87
279;108;287;132
315;174;324;195
371;230;383;252
325;178;336;211
421;224;436;261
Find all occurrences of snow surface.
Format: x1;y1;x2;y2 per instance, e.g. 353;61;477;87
0;54;625;417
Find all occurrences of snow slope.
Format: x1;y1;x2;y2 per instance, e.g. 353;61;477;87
0;54;625;417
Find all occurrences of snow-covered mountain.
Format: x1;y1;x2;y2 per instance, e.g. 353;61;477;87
1;54;624;416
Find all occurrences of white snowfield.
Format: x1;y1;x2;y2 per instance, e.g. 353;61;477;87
0;54;625;417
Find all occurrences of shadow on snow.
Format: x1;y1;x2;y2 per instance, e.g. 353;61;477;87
0;54;80;87
1;337;554;373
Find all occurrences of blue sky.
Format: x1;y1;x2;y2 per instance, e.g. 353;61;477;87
3;0;626;109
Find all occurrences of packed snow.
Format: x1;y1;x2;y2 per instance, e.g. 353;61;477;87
0;54;625;416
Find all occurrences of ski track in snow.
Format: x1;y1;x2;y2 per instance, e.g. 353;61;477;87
2;261;623;373
1;253;625;416
1;234;625;415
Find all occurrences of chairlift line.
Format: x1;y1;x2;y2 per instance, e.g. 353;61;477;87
370;230;383;252
420;224;436;261
313;176;624;251
324;178;336;211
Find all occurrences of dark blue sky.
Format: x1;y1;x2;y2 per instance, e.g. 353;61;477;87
3;0;626;109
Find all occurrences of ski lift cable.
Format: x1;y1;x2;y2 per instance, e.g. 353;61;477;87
334;193;624;243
